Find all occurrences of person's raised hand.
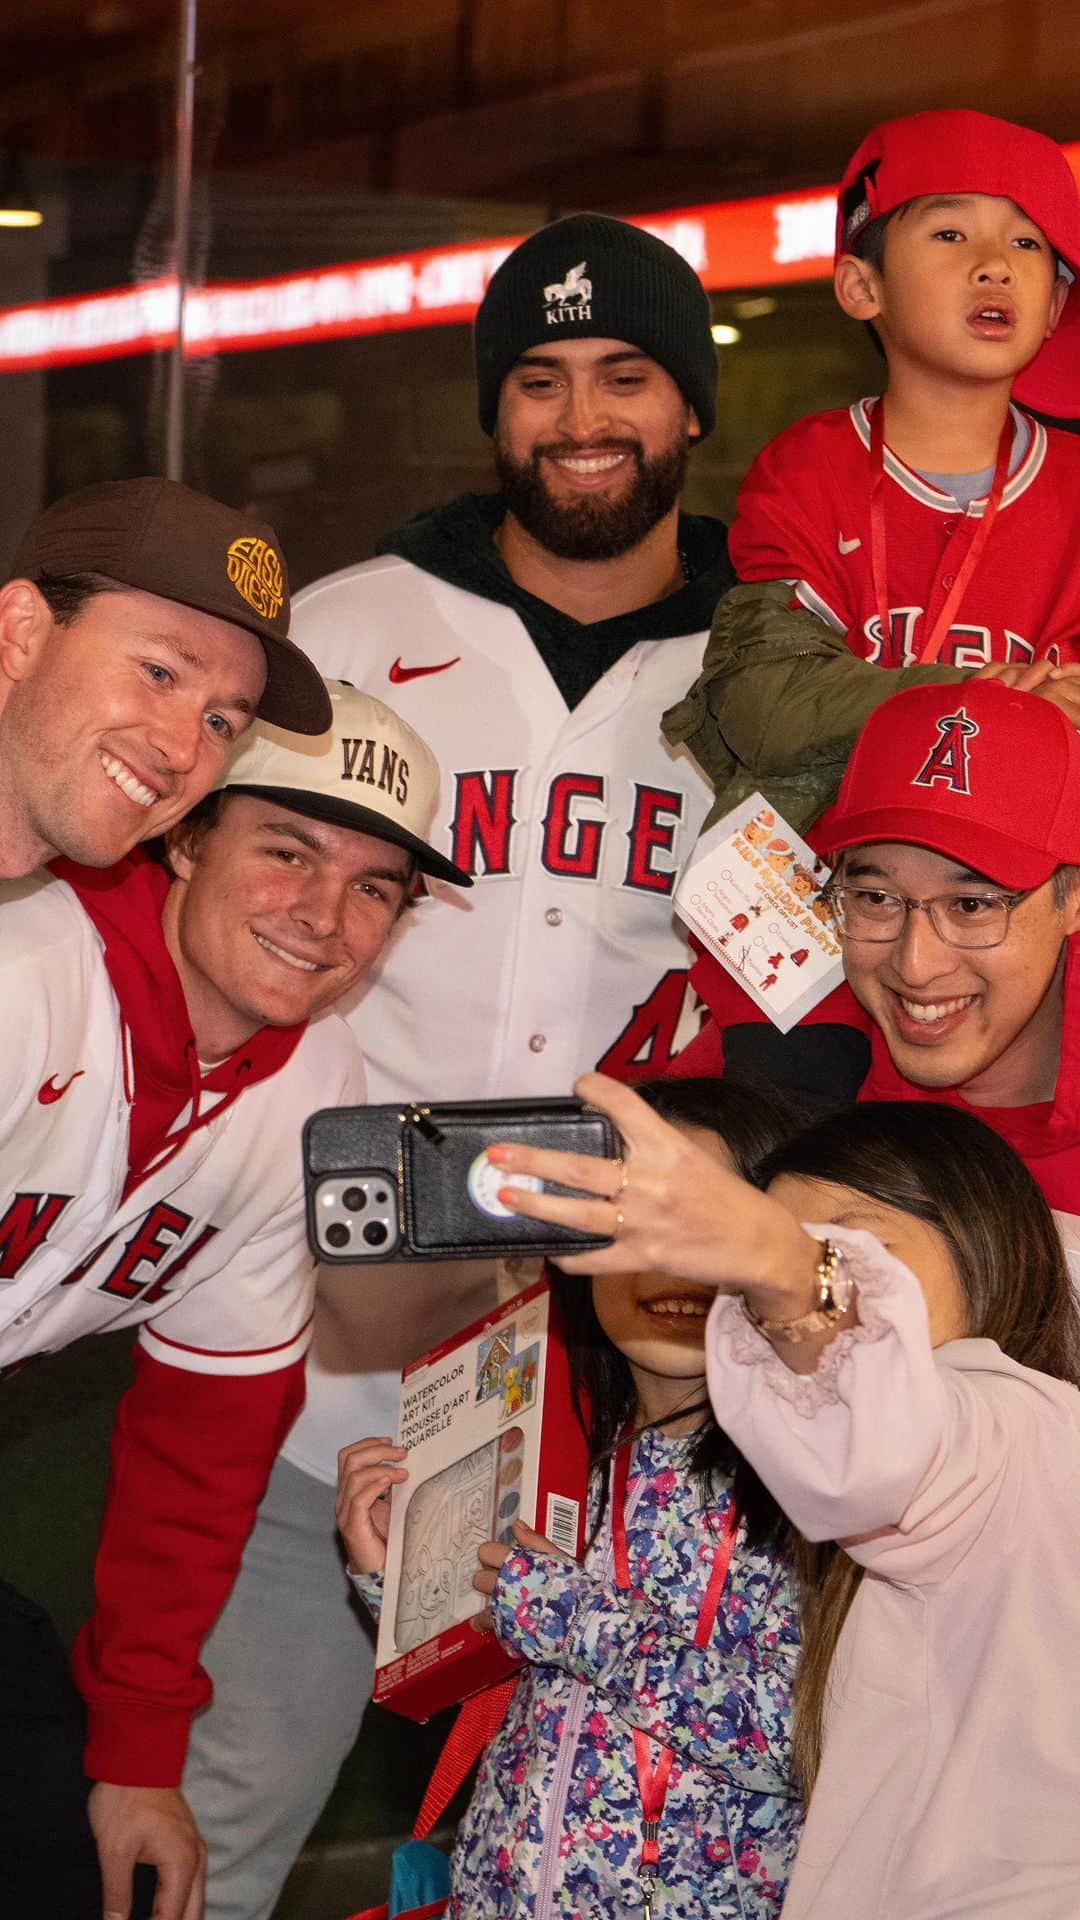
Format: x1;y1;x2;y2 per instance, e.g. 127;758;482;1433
486;1071;817;1293
335;1437;409;1575
89;1782;205;1920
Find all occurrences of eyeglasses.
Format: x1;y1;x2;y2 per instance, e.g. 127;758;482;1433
825;883;1035;949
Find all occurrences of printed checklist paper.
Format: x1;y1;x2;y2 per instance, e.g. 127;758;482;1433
674;794;844;1032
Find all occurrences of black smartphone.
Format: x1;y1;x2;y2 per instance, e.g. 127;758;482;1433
303;1096;621;1263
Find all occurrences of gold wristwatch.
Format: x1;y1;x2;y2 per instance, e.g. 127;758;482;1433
744;1238;854;1344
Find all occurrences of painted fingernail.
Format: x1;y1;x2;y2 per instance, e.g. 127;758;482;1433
486;1144;510;1163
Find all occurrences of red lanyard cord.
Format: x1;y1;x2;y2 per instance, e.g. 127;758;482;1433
869;399;1013;666
610;1436;738;1908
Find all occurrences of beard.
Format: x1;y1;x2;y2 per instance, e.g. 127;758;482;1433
494;428;690;561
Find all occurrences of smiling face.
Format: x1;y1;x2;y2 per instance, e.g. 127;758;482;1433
590;1123;732;1426
0;581;267;875
768;1173;967;1346
837;192;1068;387
493;337;698;560
838;842;1080;1105
160;794;413;1059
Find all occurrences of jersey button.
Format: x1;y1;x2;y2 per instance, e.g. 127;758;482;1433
528;1033;547;1053
942;573;956;590
545;908;563;927
13;1309;33;1326
942;520;957;537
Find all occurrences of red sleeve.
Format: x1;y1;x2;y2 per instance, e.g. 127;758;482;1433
728;418;855;633
71;1346;304;1786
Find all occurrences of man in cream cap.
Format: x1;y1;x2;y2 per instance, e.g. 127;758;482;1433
0;681;466;1920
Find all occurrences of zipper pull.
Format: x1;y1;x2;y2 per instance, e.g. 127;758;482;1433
404;1106;451;1157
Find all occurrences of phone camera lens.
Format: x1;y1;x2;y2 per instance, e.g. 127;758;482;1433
342;1186;367;1212
362;1221;389;1247
325;1222;350;1250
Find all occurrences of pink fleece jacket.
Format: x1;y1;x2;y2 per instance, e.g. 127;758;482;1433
706;1225;1080;1919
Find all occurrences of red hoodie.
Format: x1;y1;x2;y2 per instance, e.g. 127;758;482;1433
678;938;1080;1218
47;853;311;1785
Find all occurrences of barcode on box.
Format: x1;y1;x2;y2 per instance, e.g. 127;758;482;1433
545;1492;580;1556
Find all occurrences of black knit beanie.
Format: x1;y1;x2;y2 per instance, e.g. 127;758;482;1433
474;212;717;439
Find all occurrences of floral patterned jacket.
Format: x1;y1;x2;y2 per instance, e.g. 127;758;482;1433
449;1426;802;1919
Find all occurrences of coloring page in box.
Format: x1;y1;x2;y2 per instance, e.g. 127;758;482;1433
394;1427;525;1653
675;793;844;1032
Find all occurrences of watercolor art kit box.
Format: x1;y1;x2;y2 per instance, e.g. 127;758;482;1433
373;1275;588;1721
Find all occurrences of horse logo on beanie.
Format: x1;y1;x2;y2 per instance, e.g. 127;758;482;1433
911;707;980;796
543;261;593;324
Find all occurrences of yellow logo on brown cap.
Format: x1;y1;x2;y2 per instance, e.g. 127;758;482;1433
227;536;284;621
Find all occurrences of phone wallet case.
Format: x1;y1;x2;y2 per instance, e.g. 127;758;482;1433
304;1097;621;1262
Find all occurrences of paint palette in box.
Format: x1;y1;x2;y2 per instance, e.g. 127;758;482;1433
373;1274;587;1721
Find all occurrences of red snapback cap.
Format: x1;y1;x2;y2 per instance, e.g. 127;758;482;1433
816;681;1080;889
835;108;1080;419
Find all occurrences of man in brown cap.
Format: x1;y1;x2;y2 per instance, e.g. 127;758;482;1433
0;477;331;879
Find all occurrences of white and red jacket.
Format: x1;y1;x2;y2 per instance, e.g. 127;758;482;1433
0;854;364;1783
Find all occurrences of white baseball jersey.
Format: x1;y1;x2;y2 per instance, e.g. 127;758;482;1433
281;540;718;1480
0;874;364;1375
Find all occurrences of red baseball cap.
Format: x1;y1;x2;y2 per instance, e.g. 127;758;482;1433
836;108;1080;419
816;681;1080;888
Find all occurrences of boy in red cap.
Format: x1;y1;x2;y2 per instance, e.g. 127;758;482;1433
676;679;1080;1233
664;108;1080;832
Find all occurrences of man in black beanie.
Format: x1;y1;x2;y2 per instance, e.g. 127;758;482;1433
182;212;735;1920
472;212;719;639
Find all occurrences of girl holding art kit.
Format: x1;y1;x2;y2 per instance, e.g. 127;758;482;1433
339;1076;807;1920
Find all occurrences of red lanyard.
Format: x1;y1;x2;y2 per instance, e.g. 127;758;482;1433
611;1437;738;1915
869;399;1013;665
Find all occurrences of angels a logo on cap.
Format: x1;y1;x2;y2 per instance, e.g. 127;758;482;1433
911;707;980;796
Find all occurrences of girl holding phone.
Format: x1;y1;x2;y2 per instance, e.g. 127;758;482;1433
490;1079;1080;1919
339;1077;806;1920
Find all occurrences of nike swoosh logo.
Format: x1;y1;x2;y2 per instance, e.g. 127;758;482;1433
38;1071;85;1105
838;534;861;554
389;656;461;684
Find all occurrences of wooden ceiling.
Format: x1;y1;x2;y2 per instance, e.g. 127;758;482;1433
3;0;1078;209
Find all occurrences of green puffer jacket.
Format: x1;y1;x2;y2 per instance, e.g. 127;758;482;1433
661;580;970;835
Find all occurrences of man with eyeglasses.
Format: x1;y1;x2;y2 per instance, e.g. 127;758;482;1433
675;680;1080;1236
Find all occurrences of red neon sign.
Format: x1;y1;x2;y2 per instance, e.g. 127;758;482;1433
0;150;1076;373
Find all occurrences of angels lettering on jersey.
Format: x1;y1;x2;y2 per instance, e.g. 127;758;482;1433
450;766;685;893
448;766;706;1078
856;610;1055;672
0;1192;216;1297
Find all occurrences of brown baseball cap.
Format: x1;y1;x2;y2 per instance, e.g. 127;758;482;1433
11;476;331;735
